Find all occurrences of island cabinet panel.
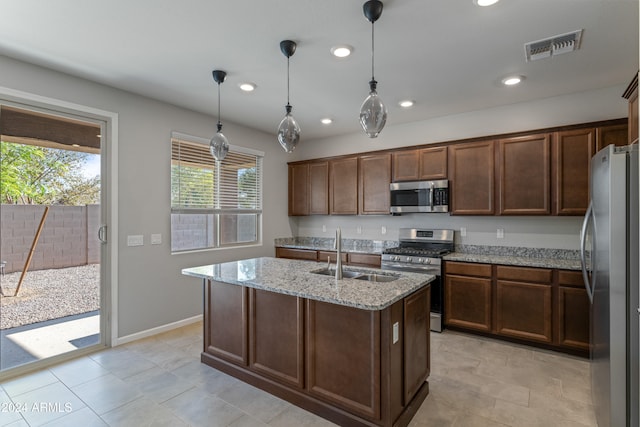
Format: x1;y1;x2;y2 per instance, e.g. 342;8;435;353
444;262;492;332
556;270;590;351
288;163;309;216
359;153;391;215
403;287;430;404
306;300;381;420
448;141;495;215
552;129;595;215
309;161;329;215
275;247;317;261
495;266;553;344
249;290;304;389
205;281;248;366
329;156;359;214
497;134;551;215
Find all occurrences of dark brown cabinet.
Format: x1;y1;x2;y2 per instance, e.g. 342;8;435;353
623;73;638;143
495;266;553;344
288;163;309;216
448;141;495;215
347;253;382;268
275;247;318;261
309;161;329;215
250;289;304;388
204;281;248;366
276;247;381;268
556;270;590;352
359;153;391;215
597;124;630;151
403;287;430;404
497;134;551;215
392;147;447;182
329;156;359;215
444;261;492;332
552;128;595;215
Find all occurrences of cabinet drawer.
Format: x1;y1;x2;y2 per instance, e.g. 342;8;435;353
557;270;585;288
348;253;381;267
496;265;552;283
275;247;318;261
318;250;347;264
445;261;492;278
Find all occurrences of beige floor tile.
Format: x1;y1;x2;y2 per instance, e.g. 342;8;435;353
11;381;86;426
2;370;59;398
122;366;195;403
38;407;107;427
100;396;188;427
216;380;289;423
409;395;458;426
71;373;141;415
266;404;337;426
49;357;109;388
162;386;245;427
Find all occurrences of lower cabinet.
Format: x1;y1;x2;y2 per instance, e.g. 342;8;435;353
444;261;590;355
276;247;381;268
444;262;492;332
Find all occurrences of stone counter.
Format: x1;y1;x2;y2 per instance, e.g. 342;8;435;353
182;256;433;310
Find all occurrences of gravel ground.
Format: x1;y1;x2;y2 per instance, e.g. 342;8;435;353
0;264;99;330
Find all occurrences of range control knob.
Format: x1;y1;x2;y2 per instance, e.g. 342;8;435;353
417;258;424;263
406;257;412;263
393;256;400;261
425;259;432;264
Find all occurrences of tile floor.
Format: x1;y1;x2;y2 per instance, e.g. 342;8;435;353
0;322;597;427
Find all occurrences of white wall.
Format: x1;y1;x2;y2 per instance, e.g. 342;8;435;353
288;84;630;250
0;55;293;338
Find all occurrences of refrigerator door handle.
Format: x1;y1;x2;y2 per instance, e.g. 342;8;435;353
580;203;595;304
580;202;594;304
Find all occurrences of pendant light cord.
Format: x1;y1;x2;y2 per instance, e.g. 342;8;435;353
371;22;375;81
217;82;222;129
287;56;291;107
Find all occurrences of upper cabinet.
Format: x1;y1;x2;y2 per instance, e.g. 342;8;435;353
552;128;595;216
623;72;638;143
359;153;391;215
596;124;629;151
288;163;309;216
448;141;495;215
392;146;447;182
329;156;359;215
497;134;551;215
309;161;329;215
288;161;328;216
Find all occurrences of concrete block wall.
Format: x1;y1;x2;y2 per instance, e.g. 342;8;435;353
0;204;100;273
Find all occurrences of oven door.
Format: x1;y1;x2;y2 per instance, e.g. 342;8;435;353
380;262;444;332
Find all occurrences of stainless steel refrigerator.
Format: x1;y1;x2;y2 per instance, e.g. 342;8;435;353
581;143;639;427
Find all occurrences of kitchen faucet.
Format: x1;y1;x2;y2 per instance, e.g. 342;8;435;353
334;227;343;280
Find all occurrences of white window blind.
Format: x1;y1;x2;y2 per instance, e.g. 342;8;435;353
170;134;263;251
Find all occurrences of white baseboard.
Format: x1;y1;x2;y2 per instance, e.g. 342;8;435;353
113;315;203;346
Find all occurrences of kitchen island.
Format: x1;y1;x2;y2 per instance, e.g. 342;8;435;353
182;257;434;427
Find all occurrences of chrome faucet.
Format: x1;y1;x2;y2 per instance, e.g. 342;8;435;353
334;227;343;280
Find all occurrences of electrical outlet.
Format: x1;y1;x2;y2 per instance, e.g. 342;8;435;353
381;226;387;235
392;322;399;344
357;226;362;234
322;225;326;232
151;234;162;245
497;228;504;239
460;227;467;237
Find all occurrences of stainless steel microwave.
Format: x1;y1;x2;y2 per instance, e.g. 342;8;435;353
389;180;449;213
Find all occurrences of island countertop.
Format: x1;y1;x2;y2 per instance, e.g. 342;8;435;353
182;256;433;311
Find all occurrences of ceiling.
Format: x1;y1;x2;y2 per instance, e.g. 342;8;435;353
0;0;637;141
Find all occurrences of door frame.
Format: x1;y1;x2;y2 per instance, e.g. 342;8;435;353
0;86;118;378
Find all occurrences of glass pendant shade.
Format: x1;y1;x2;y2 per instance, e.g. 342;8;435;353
210;124;229;160
277;105;301;153
359;81;387;138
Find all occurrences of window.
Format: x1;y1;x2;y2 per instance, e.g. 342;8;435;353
170;132;263;252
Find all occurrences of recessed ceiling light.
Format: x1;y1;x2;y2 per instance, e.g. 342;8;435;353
330;45;353;58
399;100;415;108
239;82;256;92
502;75;524;86
321;118;333;125
474;0;500;6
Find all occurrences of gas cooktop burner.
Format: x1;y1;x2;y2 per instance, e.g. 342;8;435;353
383;247;451;257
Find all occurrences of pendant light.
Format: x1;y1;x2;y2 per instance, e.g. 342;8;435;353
210;69;230;161
277;40;301;153
359;0;387;138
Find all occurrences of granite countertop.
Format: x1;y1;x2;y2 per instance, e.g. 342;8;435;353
443;245;583;271
274;237;396;255
182;257;433;311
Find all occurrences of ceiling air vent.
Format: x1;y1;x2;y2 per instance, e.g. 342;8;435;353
524;29;583;62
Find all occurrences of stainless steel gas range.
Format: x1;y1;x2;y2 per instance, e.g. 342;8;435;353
381;228;454;332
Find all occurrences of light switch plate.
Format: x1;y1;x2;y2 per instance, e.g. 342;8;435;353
151;234;162;245
460;227;467;237
127;235;144;246
497;228;504;239
381;226;387;235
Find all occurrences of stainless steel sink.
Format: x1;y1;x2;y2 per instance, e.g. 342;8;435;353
353;273;398;283
310;268;397;282
310;268;362;278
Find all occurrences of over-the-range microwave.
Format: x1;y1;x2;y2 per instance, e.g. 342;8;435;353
389;180;449;214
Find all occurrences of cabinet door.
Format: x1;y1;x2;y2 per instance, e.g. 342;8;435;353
497;134;551;215
347;253;381;268
306;300;381;420
404;287;430;404
418;146;447;180
318;250;347;264
288;163;309;216
309;161;329;215
359;153;391;215
249;289;304;388
552;129;595;215
596;124;629;151
329;157;359;215
495;279;552;344
444;274;492;332
392;150;420;182
205;280;248;366
448;141;495;215
556;270;590;351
